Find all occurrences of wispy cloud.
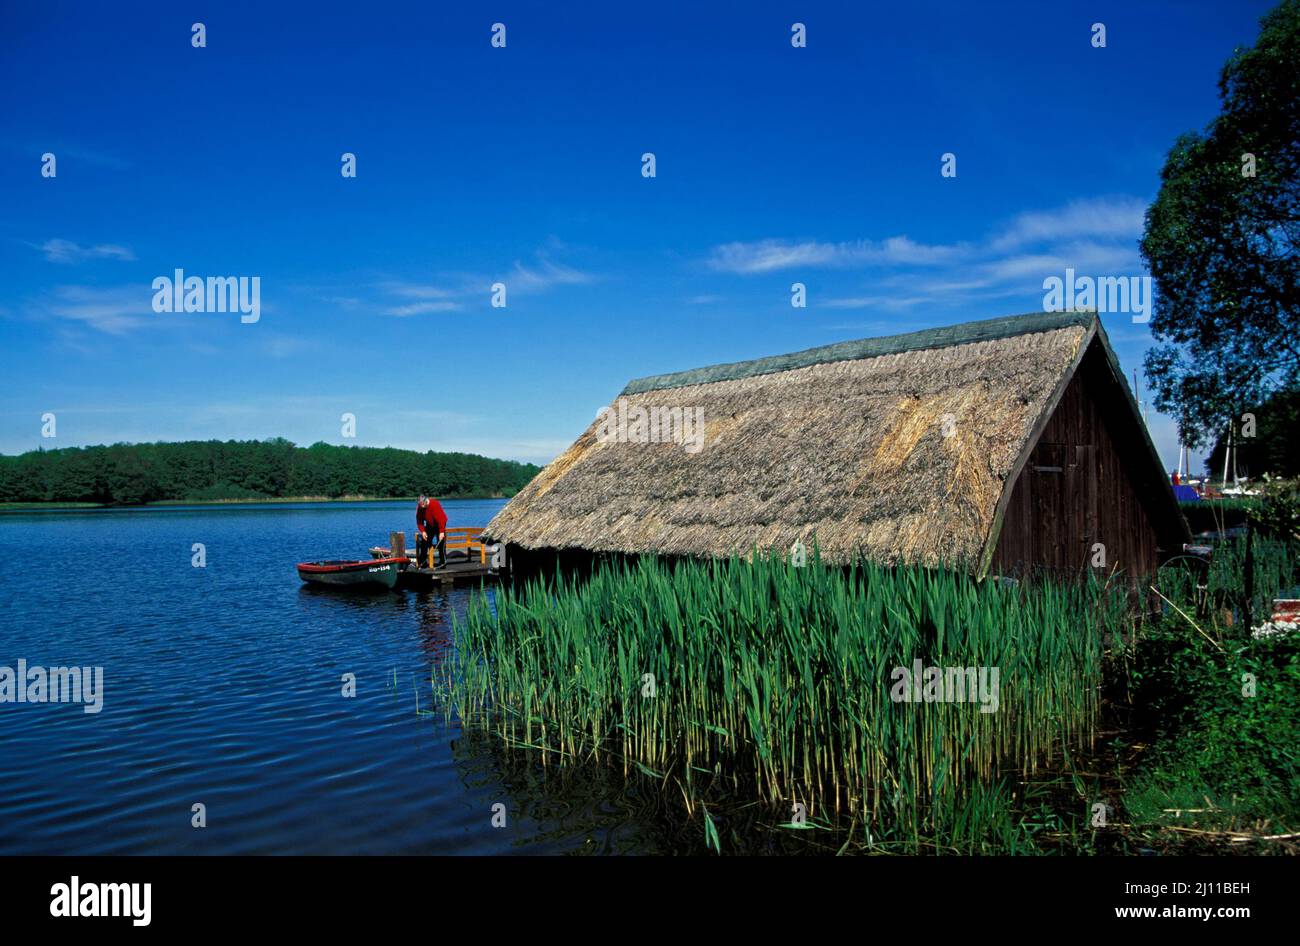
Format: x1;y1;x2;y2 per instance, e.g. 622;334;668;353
36;238;136;263
707;235;964;274
385;300;461;316
506;257;594;292
386;283;462;300
988;197;1147;252
366;249;597;316
39;285;152;334
708;239;848;273
705;195;1149;313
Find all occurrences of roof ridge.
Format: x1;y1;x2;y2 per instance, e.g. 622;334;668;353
621;310;1098;395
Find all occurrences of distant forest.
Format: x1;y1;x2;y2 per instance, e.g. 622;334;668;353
0;439;543;505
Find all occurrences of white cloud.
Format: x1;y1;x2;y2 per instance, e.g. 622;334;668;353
38;239;136;263
384;301;462;316
41;285;152;334
706;235;970;274
876;236;968;265
710;196;1150;314
821;294;929;311
365;249;596;316
707;195;1144;277
988;197;1147;252
385;283;462;300
708;240;851;273
507;258;593;292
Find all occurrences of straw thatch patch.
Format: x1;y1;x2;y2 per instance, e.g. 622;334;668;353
486;317;1093;567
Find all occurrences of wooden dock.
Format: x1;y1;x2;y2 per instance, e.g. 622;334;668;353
397;557;500;588
368;529;503;589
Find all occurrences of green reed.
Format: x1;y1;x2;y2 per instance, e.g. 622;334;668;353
1156;535;1300;628
435;552;1125;848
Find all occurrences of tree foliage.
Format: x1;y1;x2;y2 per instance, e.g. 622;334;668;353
0;439;542;505
1140;0;1300;449
1206;385;1300;479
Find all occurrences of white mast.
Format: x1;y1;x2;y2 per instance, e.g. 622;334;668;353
1133;369;1148;427
1221;425;1232;490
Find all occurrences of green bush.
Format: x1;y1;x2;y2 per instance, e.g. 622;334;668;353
1121;621;1300;844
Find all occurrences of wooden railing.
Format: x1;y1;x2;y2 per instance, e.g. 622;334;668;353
371;527;491;566
443;527;487;564
371;528;489;567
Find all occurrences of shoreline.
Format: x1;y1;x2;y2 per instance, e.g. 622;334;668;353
0;495;512;512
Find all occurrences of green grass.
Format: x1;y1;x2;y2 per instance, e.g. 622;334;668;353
435;552;1129;852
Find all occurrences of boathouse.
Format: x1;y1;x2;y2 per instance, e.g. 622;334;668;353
485;312;1189;581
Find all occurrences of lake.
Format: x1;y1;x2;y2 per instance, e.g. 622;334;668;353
0;500;666;854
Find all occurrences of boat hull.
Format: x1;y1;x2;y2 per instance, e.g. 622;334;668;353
297;557;405;589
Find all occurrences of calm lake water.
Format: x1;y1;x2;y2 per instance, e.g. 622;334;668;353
0;500;666;855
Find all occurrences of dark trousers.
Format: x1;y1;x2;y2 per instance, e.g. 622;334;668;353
417;532;445;568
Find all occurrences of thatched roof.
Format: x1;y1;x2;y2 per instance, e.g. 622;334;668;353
485;312;1174;571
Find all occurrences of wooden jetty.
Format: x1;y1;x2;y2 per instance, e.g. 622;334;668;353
368;528;503;588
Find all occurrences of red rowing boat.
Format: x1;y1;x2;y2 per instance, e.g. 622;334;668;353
296;556;407;589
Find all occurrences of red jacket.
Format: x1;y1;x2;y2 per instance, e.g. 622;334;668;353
417;499;447;536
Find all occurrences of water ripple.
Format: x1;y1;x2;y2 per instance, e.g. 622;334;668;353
0;501;668;854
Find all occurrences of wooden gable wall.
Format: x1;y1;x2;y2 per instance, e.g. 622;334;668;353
990;341;1171;579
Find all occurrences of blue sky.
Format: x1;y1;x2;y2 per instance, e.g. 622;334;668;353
0;0;1278;472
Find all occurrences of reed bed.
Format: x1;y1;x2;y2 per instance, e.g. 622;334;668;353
435;553;1126;849
1156;534;1300;627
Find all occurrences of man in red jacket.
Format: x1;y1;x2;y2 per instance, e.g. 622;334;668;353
416;495;447;568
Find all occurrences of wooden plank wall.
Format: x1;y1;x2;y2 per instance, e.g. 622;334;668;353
991;344;1162;579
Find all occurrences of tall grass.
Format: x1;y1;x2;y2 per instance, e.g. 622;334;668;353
1179;498;1258;534
436;553;1128;849
1156;535;1300;628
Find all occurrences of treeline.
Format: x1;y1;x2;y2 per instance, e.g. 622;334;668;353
0;439;542;505
1206;386;1300;480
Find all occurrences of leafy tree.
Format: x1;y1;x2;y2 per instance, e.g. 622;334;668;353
1206;385;1300;478
105;445;160;504
1141;0;1299;449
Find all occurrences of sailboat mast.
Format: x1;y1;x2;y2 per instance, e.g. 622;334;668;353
1133;369;1148;427
1221;426;1232;489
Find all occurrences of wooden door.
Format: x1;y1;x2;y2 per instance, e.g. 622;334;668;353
1031;442;1066;570
1074;444;1097;572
